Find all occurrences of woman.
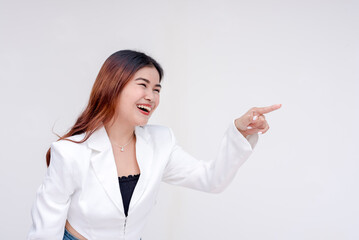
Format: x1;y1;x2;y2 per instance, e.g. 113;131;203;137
28;50;281;240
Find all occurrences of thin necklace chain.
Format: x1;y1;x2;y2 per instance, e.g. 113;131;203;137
111;132;134;152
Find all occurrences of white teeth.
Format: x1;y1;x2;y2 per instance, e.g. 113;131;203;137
137;104;151;112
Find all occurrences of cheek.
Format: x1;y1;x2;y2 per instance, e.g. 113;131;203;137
116;95;132;113
120;89;139;104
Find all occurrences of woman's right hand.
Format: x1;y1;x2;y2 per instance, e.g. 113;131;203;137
234;104;282;138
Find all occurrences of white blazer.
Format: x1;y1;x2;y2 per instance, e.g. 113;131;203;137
28;120;258;240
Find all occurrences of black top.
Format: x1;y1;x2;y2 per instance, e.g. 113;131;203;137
118;174;140;217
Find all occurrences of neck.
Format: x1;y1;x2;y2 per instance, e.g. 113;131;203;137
104;119;135;145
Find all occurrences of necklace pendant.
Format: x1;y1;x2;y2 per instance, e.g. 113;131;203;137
120;147;124;152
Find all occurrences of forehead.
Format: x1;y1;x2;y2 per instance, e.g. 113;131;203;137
132;66;160;84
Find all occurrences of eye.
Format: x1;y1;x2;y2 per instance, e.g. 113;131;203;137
154;89;161;93
139;83;146;87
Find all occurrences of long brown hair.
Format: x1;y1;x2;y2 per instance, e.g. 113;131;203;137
46;50;163;166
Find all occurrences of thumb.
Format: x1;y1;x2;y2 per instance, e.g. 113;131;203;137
249;110;259;125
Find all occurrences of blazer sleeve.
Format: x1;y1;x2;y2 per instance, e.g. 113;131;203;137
162;120;258;193
27;141;78;240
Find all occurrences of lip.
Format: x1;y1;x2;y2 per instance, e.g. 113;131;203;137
136;103;153;108
136;103;153;116
138;108;150;116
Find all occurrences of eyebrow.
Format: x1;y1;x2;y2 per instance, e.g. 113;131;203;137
135;78;162;88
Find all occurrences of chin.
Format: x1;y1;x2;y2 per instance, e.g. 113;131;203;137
133;111;153;126
135;118;150;127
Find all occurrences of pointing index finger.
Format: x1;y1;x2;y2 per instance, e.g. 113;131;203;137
255;104;282;115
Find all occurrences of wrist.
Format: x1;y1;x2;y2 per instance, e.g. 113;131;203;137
239;130;249;138
234;119;248;137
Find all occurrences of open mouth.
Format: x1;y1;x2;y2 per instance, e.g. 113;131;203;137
136;104;151;113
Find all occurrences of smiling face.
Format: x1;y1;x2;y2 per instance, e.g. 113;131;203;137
114;66;161;127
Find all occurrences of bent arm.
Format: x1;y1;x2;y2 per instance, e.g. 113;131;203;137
162;120;258;193
28;142;77;240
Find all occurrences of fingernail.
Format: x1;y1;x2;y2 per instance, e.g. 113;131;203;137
247;126;253;129
253;116;258;121
258;132;262;135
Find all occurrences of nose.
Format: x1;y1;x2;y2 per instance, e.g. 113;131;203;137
144;89;155;102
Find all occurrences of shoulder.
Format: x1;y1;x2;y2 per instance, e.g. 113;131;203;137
50;133;89;160
140;124;175;144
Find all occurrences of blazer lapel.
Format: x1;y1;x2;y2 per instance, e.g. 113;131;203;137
86;125;154;215
129;126;153;211
87;126;124;214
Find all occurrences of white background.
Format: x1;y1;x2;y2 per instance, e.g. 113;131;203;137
0;0;358;239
